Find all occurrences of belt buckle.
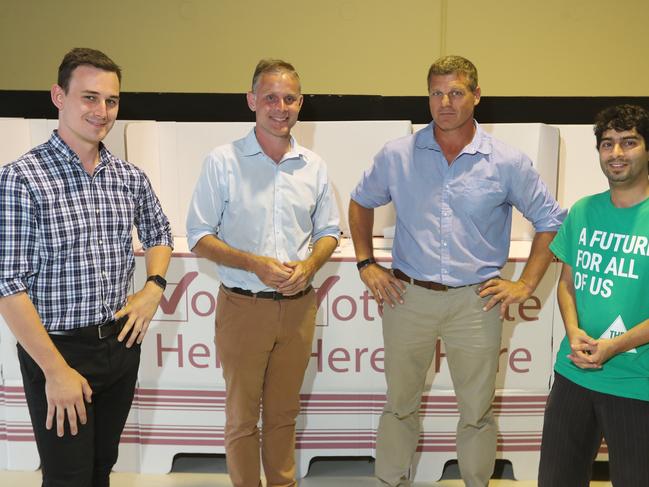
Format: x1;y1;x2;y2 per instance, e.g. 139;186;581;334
98;323;109;340
98;321;114;340
272;292;283;301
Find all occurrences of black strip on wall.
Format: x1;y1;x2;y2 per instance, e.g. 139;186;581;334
1;90;649;125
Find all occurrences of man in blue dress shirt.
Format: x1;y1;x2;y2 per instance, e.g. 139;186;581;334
349;55;565;487
186;59;340;487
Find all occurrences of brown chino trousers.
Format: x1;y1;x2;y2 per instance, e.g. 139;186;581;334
215;286;317;487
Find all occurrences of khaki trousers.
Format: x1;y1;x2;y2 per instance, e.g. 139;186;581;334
215;286;317;487
375;281;502;487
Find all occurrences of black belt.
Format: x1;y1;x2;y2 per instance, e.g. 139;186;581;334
393;269;473;292
48;316;128;340
224;285;313;300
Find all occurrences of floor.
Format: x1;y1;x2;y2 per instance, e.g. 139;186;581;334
0;456;614;486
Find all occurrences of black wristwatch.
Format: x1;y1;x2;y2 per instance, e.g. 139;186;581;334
356;257;377;271
146;274;167;291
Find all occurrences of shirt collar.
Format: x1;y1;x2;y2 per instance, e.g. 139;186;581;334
415;120;492;156
241;128;311;163
48;130;111;167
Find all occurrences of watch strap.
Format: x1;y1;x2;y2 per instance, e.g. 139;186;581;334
356;257;377;271
146;274;167;291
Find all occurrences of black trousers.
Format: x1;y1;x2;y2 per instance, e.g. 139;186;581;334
538;372;649;487
17;331;140;487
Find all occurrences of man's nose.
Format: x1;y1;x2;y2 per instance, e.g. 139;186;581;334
94;100;107;118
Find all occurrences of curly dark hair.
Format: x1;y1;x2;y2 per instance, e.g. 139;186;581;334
594;104;649;149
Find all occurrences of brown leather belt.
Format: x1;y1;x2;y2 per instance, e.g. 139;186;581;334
393;269;471;292
224;285;313;300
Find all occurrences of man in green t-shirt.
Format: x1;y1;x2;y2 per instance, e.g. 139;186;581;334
538;104;649;486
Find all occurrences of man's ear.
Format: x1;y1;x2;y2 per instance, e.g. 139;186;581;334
246;91;256;112
51;84;65;110
473;86;481;106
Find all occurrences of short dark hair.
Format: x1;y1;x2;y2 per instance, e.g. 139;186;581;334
594;104;649;149
57;47;121;93
427;55;478;92
251;59;300;93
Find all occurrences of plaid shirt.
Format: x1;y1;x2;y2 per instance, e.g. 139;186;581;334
0;131;173;330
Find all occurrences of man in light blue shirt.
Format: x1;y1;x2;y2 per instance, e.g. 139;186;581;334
349;55;565;487
186;59;339;487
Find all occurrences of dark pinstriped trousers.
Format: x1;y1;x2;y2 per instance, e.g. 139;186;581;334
538;372;649;487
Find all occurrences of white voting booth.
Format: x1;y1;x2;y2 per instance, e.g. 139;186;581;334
0;117;601;481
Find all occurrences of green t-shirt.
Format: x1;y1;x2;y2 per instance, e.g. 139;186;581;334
550;191;649;401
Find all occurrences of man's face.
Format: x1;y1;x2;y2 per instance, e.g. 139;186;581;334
598;128;649;187
247;71;303;141
428;73;480;132
51;65;120;149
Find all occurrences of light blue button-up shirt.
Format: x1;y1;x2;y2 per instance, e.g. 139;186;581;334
186;129;340;292
351;122;566;286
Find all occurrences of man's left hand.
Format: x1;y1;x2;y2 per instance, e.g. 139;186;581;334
114;283;164;347
479;278;534;319
577;338;617;368
276;260;315;296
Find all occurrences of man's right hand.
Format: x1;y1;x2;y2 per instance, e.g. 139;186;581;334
252;256;294;289
45;365;93;437
566;328;599;369
359;264;406;308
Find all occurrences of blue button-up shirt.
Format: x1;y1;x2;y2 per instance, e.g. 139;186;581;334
0;131;173;330
351;122;566;286
186;129;340;292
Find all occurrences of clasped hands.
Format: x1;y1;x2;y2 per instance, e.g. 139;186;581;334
566;329;616;369
254;256;314;295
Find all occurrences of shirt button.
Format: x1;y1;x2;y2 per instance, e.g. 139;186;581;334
442;241;447;247
442;269;448;274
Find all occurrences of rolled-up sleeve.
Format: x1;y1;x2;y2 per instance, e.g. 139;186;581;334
0;167;38;296
186;153;227;251
311;165;340;243
135;171;174;250
507;154;567;232
350;147;392;209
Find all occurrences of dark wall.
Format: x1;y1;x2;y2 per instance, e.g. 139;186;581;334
2;91;648;124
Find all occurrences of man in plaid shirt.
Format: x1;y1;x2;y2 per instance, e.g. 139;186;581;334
0;48;173;486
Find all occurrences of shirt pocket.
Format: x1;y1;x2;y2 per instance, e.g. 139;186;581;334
457;178;507;217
